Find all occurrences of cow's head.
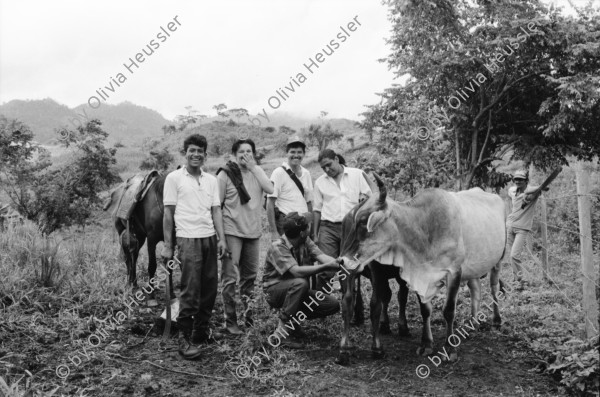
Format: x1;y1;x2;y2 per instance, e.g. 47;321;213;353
340;174;396;273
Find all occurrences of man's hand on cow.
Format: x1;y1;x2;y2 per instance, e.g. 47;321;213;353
217;240;228;260
161;246;173;261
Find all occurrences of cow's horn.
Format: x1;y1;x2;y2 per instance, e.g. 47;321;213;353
373;173;387;205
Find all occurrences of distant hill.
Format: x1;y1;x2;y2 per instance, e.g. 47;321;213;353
0;98;169;144
197;111;362;135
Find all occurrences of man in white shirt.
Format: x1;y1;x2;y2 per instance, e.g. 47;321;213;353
267;136;314;241
313;149;373;290
161;134;227;360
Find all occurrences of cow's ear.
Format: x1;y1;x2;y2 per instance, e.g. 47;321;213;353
367;211;386;233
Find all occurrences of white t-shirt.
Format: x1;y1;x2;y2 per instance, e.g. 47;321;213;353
163;167;220;238
314;166;372;222
267;162;313;215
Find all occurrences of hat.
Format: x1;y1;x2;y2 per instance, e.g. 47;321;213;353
283;212;312;238
286;135;306;151
513;170;528;180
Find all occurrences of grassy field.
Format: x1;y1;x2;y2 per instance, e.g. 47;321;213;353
0;130;598;396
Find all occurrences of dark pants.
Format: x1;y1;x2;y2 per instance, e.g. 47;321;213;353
316;221;342;291
265;278;339;322
275;208;286;236
176;236;218;334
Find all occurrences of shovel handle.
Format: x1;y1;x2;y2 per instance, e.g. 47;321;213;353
162;258;173;340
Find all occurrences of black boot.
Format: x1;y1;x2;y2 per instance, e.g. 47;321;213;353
178;321;202;360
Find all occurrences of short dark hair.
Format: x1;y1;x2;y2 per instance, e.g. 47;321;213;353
183;134;208;153
286;142;306;153
232;138;256;155
283;212;309;239
318;149;346;166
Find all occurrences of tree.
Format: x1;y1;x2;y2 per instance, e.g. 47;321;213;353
162;124;177;135
0;118;120;234
212;103;228;118
140;148;174;171
279;125;296;135
228;108;249;123
361;0;600;192
304;123;343;152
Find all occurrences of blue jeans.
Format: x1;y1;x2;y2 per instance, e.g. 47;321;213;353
221;235;260;326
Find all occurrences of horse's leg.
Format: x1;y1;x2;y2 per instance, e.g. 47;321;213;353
416;294;433;356
442;268;462;362
336;271;357;365
398;276;410;337
370;262;385;359
146;238;159;307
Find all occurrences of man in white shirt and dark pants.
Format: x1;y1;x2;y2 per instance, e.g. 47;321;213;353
161;134;227;360
312;149;373;291
267;136;314;241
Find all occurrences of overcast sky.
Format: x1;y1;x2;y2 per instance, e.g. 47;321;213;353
0;0;591;121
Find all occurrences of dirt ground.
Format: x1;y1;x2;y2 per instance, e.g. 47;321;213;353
9;281;564;397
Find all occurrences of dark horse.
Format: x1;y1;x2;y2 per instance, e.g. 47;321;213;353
105;174;175;304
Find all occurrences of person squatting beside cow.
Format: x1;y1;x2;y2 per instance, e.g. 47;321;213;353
262;212;343;348
337;174;507;365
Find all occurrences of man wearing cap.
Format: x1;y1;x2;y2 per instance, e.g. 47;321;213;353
267;136;313;241
263;212;343;345
506;170;545;286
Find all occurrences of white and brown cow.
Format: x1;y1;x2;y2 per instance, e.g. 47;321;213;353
337;175;506;365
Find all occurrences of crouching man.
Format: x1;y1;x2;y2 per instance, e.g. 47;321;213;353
262;212;348;347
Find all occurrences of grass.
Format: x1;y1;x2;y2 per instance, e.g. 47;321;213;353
1;133;598;396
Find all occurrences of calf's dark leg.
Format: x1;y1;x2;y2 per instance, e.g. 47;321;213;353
352;276;365;326
369;262;386;359
337;271;357;365
379;278;392;335
398;277;410;337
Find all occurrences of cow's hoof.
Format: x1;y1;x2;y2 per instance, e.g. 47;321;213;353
398;326;410;338
380;322;391;335
371;348;385;360
146;299;159;307
335;352;351;366
416;346;434;356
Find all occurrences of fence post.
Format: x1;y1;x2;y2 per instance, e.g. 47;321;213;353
575;161;598;339
540;193;549;282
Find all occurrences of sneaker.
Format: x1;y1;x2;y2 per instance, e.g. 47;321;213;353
178;333;202;360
